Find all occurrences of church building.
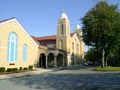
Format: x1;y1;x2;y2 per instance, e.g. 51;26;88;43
0;11;84;69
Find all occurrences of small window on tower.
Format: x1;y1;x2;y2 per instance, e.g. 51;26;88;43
60;40;63;49
60;24;64;35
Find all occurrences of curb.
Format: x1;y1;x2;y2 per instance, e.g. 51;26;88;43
0;69;53;80
0;65;82;80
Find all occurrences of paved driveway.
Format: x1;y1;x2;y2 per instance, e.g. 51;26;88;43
0;67;120;90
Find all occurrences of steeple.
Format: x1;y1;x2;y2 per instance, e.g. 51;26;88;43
56;10;70;50
57;10;70;36
59;10;68;19
75;25;81;30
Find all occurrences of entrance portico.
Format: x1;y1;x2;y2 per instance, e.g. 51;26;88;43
38;46;66;68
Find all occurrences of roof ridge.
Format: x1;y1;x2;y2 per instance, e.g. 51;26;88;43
37;35;56;38
32;33;75;38
31;33;75;42
0;17;15;23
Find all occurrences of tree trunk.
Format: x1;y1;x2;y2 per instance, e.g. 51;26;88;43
101;49;105;68
105;60;107;67
105;53;107;67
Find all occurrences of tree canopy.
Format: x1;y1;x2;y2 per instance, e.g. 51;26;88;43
81;1;120;67
84;49;101;65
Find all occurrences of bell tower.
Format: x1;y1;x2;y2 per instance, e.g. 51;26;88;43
56;11;71;51
74;25;82;41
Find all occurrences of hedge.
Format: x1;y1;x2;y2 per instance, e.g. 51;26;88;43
12;68;18;72
23;67;28;70
0;67;5;72
28;65;33;70
19;67;22;70
6;68;12;72
6;68;18;72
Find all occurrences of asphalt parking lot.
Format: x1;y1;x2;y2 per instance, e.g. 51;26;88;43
0;66;120;90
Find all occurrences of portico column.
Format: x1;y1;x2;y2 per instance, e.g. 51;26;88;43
41;56;42;67
54;56;57;67
46;55;48;68
63;57;64;66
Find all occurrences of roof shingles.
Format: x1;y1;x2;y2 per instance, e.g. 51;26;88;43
31;33;75;42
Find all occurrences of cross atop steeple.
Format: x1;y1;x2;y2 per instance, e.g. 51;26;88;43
62;9;65;13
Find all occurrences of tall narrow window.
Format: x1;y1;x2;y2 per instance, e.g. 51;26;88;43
60;40;63;49
72;42;74;53
7;32;18;62
77;44;79;54
74;39;77;54
23;44;27;61
60;24;64;35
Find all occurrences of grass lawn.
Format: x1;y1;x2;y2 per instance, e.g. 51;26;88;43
94;66;120;71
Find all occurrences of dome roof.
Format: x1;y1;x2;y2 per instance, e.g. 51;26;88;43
59;12;68;19
75;25;81;30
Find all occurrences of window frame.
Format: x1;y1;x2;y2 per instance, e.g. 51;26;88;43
7;32;18;62
22;44;27;62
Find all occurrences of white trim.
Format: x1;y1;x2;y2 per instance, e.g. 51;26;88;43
0;18;38;47
13;41;16;61
7;40;10;61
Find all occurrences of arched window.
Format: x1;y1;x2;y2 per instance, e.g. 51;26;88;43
23;44;27;61
60;24;64;35
60;40;63;49
7;32;18;62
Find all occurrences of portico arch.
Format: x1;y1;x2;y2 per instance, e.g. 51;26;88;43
39;53;46;67
48;52;54;67
57;53;64;66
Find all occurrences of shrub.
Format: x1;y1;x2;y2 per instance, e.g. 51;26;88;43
12;68;18;72
0;67;5;72
19;67;22;70
23;67;28;70
28;65;33;70
7;68;12;72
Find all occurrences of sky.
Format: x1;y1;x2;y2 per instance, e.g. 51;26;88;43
0;0;120;51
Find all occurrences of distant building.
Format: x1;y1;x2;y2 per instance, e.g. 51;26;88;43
0;11;84;68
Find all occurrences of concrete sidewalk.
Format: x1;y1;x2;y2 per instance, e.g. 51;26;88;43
0;65;83;80
0;68;54;80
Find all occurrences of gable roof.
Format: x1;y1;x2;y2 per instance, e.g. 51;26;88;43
0;17;15;23
0;18;38;47
38;35;56;41
70;33;75;37
31;36;39;42
31;35;56;42
32;33;75;42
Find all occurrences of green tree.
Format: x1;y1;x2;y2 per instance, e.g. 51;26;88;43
85;49;101;65
108;42;120;66
81;1;120;68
